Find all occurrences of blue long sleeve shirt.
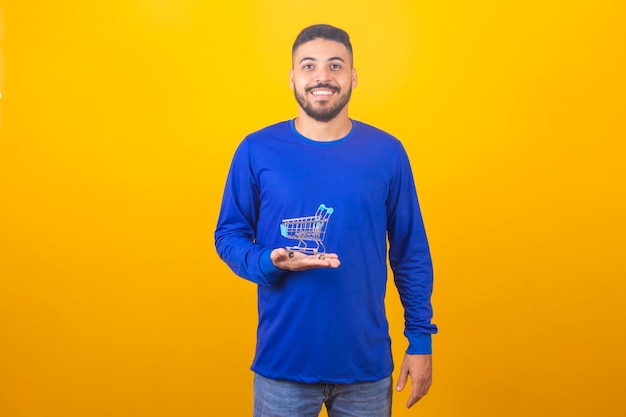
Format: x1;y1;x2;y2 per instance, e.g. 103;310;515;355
215;119;437;383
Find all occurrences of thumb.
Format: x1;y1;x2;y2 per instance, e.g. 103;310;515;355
396;366;409;391
271;248;289;263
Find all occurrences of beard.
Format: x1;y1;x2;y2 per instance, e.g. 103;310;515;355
294;83;352;123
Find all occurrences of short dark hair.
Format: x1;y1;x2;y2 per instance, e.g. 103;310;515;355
292;24;353;63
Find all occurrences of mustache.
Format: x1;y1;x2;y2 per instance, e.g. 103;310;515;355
305;83;340;93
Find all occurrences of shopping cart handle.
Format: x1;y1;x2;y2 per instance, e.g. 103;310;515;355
280;224;288;237
318;204;334;214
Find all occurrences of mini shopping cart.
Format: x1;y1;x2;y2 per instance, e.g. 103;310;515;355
280;204;334;257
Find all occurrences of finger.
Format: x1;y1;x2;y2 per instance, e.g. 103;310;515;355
305;256;340;268
396;366;409;392
406;379;429;409
277;248;291;257
405;385;421;408
406;394;420;409
271;248;291;263
406;390;428;409
322;258;341;268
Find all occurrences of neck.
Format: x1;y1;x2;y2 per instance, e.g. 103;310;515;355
293;110;353;142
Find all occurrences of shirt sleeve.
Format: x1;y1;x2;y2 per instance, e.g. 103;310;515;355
214;139;286;286
386;145;438;354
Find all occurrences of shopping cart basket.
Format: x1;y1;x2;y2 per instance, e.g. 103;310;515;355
280;204;334;256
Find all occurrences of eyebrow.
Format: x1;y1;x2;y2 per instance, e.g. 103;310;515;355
299;56;346;64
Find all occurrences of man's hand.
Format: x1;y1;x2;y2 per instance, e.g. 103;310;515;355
396;353;432;409
270;248;340;271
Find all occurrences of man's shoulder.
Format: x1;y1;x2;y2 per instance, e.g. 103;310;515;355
353;120;403;146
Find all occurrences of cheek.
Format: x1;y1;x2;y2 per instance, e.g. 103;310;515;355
293;80;307;92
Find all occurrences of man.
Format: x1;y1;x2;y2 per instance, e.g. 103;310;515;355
215;24;437;417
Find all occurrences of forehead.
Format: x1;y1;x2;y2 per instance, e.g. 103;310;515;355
292;38;352;64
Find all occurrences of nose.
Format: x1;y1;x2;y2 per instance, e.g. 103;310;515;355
315;66;331;83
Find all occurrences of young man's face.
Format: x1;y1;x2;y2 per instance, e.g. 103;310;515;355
290;38;357;123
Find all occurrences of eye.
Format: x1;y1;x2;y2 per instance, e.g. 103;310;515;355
303;64;314;70
330;64;342;70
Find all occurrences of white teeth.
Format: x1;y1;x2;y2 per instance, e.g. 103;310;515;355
311;90;333;96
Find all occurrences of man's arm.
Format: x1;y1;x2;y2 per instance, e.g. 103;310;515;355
214;139;279;285
215;140;340;284
386;145;438;407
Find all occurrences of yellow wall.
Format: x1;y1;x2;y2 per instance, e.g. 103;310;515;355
1;1;625;416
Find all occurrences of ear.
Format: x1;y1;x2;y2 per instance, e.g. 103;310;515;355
289;68;294;89
351;67;358;89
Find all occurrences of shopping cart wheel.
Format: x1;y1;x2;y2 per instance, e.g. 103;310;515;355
288;251;294;258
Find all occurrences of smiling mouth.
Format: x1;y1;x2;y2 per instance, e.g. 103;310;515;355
310;89;335;97
306;84;340;96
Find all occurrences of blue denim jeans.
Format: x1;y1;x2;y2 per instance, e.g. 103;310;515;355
253;373;392;417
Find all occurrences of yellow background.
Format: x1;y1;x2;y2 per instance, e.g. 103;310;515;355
1;1;625;416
